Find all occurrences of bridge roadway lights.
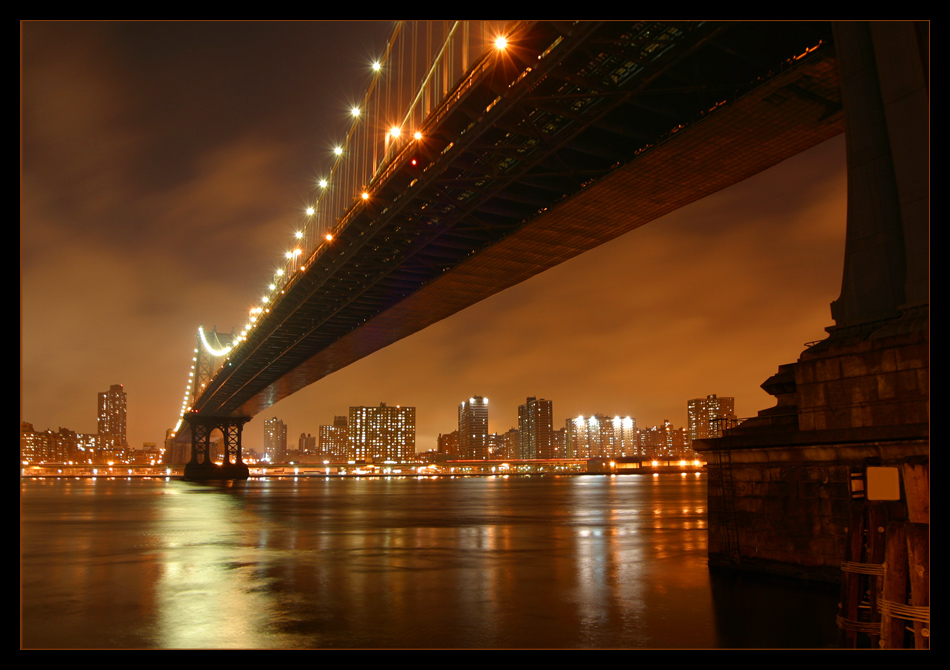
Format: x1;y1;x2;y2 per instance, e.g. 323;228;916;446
182;413;251;480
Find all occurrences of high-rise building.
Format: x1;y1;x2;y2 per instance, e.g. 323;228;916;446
458;395;489;459
298;433;317;453
97;384;128;448
500;428;520;460
518;397;553;459
636;420;692;459
566;415;637;458
687;394;736;442
319;416;349;458
263;417;287;462
348;403;415;461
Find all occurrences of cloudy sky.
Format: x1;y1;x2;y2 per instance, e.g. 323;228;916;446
21;21;848;453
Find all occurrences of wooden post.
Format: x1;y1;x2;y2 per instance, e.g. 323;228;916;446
880;521;908;648
866;504;889;648
838;506;866;648
906;523;930;649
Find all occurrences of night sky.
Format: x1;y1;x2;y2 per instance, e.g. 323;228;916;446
20;21;848;453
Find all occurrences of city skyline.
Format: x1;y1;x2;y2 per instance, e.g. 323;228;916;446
21;21;847;452
20;380;742;459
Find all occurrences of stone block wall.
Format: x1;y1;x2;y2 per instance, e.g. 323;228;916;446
707;439;926;582
796;330;929;432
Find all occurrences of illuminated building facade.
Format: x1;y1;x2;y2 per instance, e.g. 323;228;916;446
566;414;637;458
518;397;553;459
97;384;128;448
263;416;288;462
319;416;349;458
22;422;102;464
499;428;520;459
637;420;692;459
348;403;415;461
458;395;489;459
687;394;736;441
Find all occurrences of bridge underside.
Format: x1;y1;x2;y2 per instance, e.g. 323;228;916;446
193;21;844;419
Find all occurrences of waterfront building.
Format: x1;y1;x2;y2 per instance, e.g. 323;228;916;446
637;420;692;460
319;416;349;458
21;422;104;464
552;426;566;458
566;414;619;458
500;428;520;460
298;433;317;454
486;432;504;458
565;415;636;458
687;394;736;441
348;403;415;461
21;422;52;463
263;417;288;462
97;384;127;448
437;429;459;457
518;397;553;459
458;395;489;459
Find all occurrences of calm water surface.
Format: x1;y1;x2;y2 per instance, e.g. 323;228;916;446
21;474;837;648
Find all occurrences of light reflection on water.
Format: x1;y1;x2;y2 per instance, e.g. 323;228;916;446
21;475;836;649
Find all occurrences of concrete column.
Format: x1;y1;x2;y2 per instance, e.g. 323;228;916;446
830;22;929;331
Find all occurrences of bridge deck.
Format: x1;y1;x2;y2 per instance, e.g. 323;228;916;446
192;21;843;418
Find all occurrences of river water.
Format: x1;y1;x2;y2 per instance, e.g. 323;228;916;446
21;474;838;648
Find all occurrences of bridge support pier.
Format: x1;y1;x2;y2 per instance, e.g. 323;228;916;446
695;22;929;587
182;414;251;480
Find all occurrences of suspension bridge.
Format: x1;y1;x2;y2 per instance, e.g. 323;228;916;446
170;20;846;477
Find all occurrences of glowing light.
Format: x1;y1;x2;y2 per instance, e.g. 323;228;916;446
390;126;401;138
333;146;343;156
351;106;361;117
198;326;232;356
494;36;508;50
372;61;381;71
275;269;284;276
361;192;369;200
325;233;333;241
413;131;422;140
306;207;315;216
318;179;328;188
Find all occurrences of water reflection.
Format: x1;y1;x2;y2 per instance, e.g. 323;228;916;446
21;475;835;648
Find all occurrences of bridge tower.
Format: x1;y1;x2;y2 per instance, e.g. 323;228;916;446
696;22;929;594
191;326;235;405
182;413;250;480
184;325;251;479
163;326;253;479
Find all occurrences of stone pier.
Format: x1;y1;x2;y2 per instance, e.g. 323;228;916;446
695;22;929;583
